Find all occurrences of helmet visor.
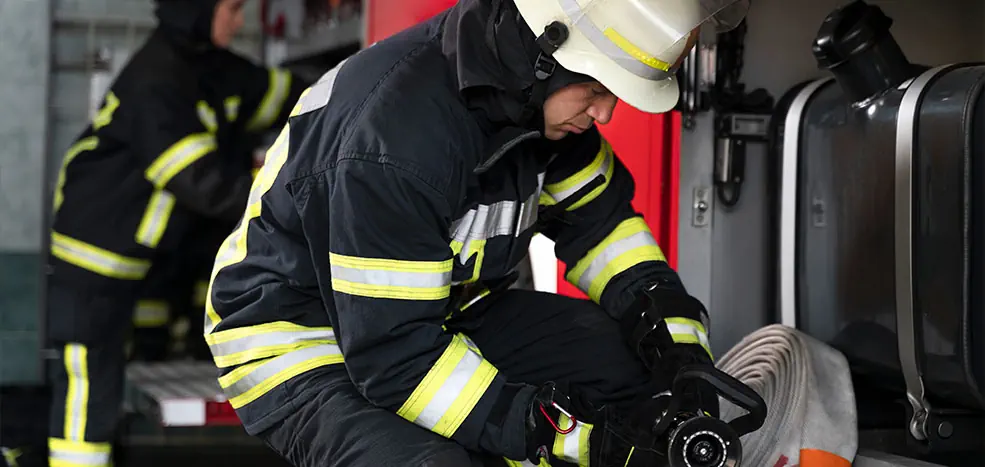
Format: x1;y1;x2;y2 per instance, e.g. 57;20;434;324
700;0;751;32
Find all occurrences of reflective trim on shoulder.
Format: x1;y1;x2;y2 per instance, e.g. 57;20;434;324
145;133;217;189
396;333;498;438
54;137;100;213
565;217;665;302
48;438;111;467
330;253;453;301
50;232;151;280
449;188;541;284
664;317;712;360
552;413;592;466
206;321;337;369
543;138;614;211
218;343;344;408
293;58;348;117
247;68;292;131
135;190;176;248
205;122;292;334
92;91;120;131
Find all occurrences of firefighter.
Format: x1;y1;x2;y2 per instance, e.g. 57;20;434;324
206;0;749;465
43;0;309;464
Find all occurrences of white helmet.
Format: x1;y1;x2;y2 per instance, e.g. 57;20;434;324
514;0;750;113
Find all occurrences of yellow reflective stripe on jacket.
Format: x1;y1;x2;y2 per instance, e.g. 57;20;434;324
565;217;666;303
329;253;453;301
144;133;217;189
247;68;291;131
196;101;218;133
504;458;552;467
396;333;498;438
134;190;176;248
218;343;343;408
543;139;614;211
206;117;292;334
193;280;209;307
133;299;170;328
50;232;150;280
206;321;337;369
665;317;713;360
448;190;540;284
54;137;100;213
48;438;111;467
225;96;241;122
92;91;119;131
552;413;592;466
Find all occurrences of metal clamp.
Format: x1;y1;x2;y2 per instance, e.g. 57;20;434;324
894;63;963;442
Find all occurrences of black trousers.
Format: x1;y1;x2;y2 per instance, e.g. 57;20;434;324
258;290;653;467
46;284;135;467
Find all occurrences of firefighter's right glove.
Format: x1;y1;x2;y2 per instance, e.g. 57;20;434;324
619;281;719;419
524;383;671;467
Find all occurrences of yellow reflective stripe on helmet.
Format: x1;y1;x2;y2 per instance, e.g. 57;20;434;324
50;232;150;280
206;321;338;369
329;253;453;301
247;68;292;131
48;438;111;467
206;122;292;334
544;139;614;211
665;317;713;360
552;413;592;466
218;343;344;408
397;333;498;438
145;133;217;189
133;300;170;328
603;28;673;72
54;137;100;213
134;190;176;248
566;217;666;302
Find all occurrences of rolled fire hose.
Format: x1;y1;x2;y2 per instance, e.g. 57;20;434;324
716;324;858;466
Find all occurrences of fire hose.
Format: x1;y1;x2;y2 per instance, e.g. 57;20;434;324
714;324;859;466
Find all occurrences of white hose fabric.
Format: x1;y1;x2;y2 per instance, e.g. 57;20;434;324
716;324;858;466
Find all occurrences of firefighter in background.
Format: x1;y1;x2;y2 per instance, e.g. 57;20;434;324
43;0;309;464
206;0;750;465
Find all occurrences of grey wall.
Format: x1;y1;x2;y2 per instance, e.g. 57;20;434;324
0;0;52;384
678;0;985;356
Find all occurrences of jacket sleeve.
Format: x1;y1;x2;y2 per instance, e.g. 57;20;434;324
129;83;253;222
328;157;536;459
538;128;687;320
238;65;311;134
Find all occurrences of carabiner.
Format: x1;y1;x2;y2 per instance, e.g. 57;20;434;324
538;401;577;435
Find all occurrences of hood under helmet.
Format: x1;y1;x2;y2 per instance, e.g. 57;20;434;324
154;0;220;52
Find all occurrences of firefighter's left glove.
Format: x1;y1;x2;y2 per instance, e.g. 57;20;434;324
620;281;719;419
524;383;670;467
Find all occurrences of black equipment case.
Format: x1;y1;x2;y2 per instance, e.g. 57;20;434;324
772;0;985;453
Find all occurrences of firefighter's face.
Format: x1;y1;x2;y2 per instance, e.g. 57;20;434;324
212;0;246;48
543;81;618;141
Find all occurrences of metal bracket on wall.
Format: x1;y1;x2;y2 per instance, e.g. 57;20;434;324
692;186;713;228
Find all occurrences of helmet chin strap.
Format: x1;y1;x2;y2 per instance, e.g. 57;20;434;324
519;20;570;128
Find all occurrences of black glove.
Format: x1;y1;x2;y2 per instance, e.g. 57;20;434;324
524;383;673;467
619;281;720;419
